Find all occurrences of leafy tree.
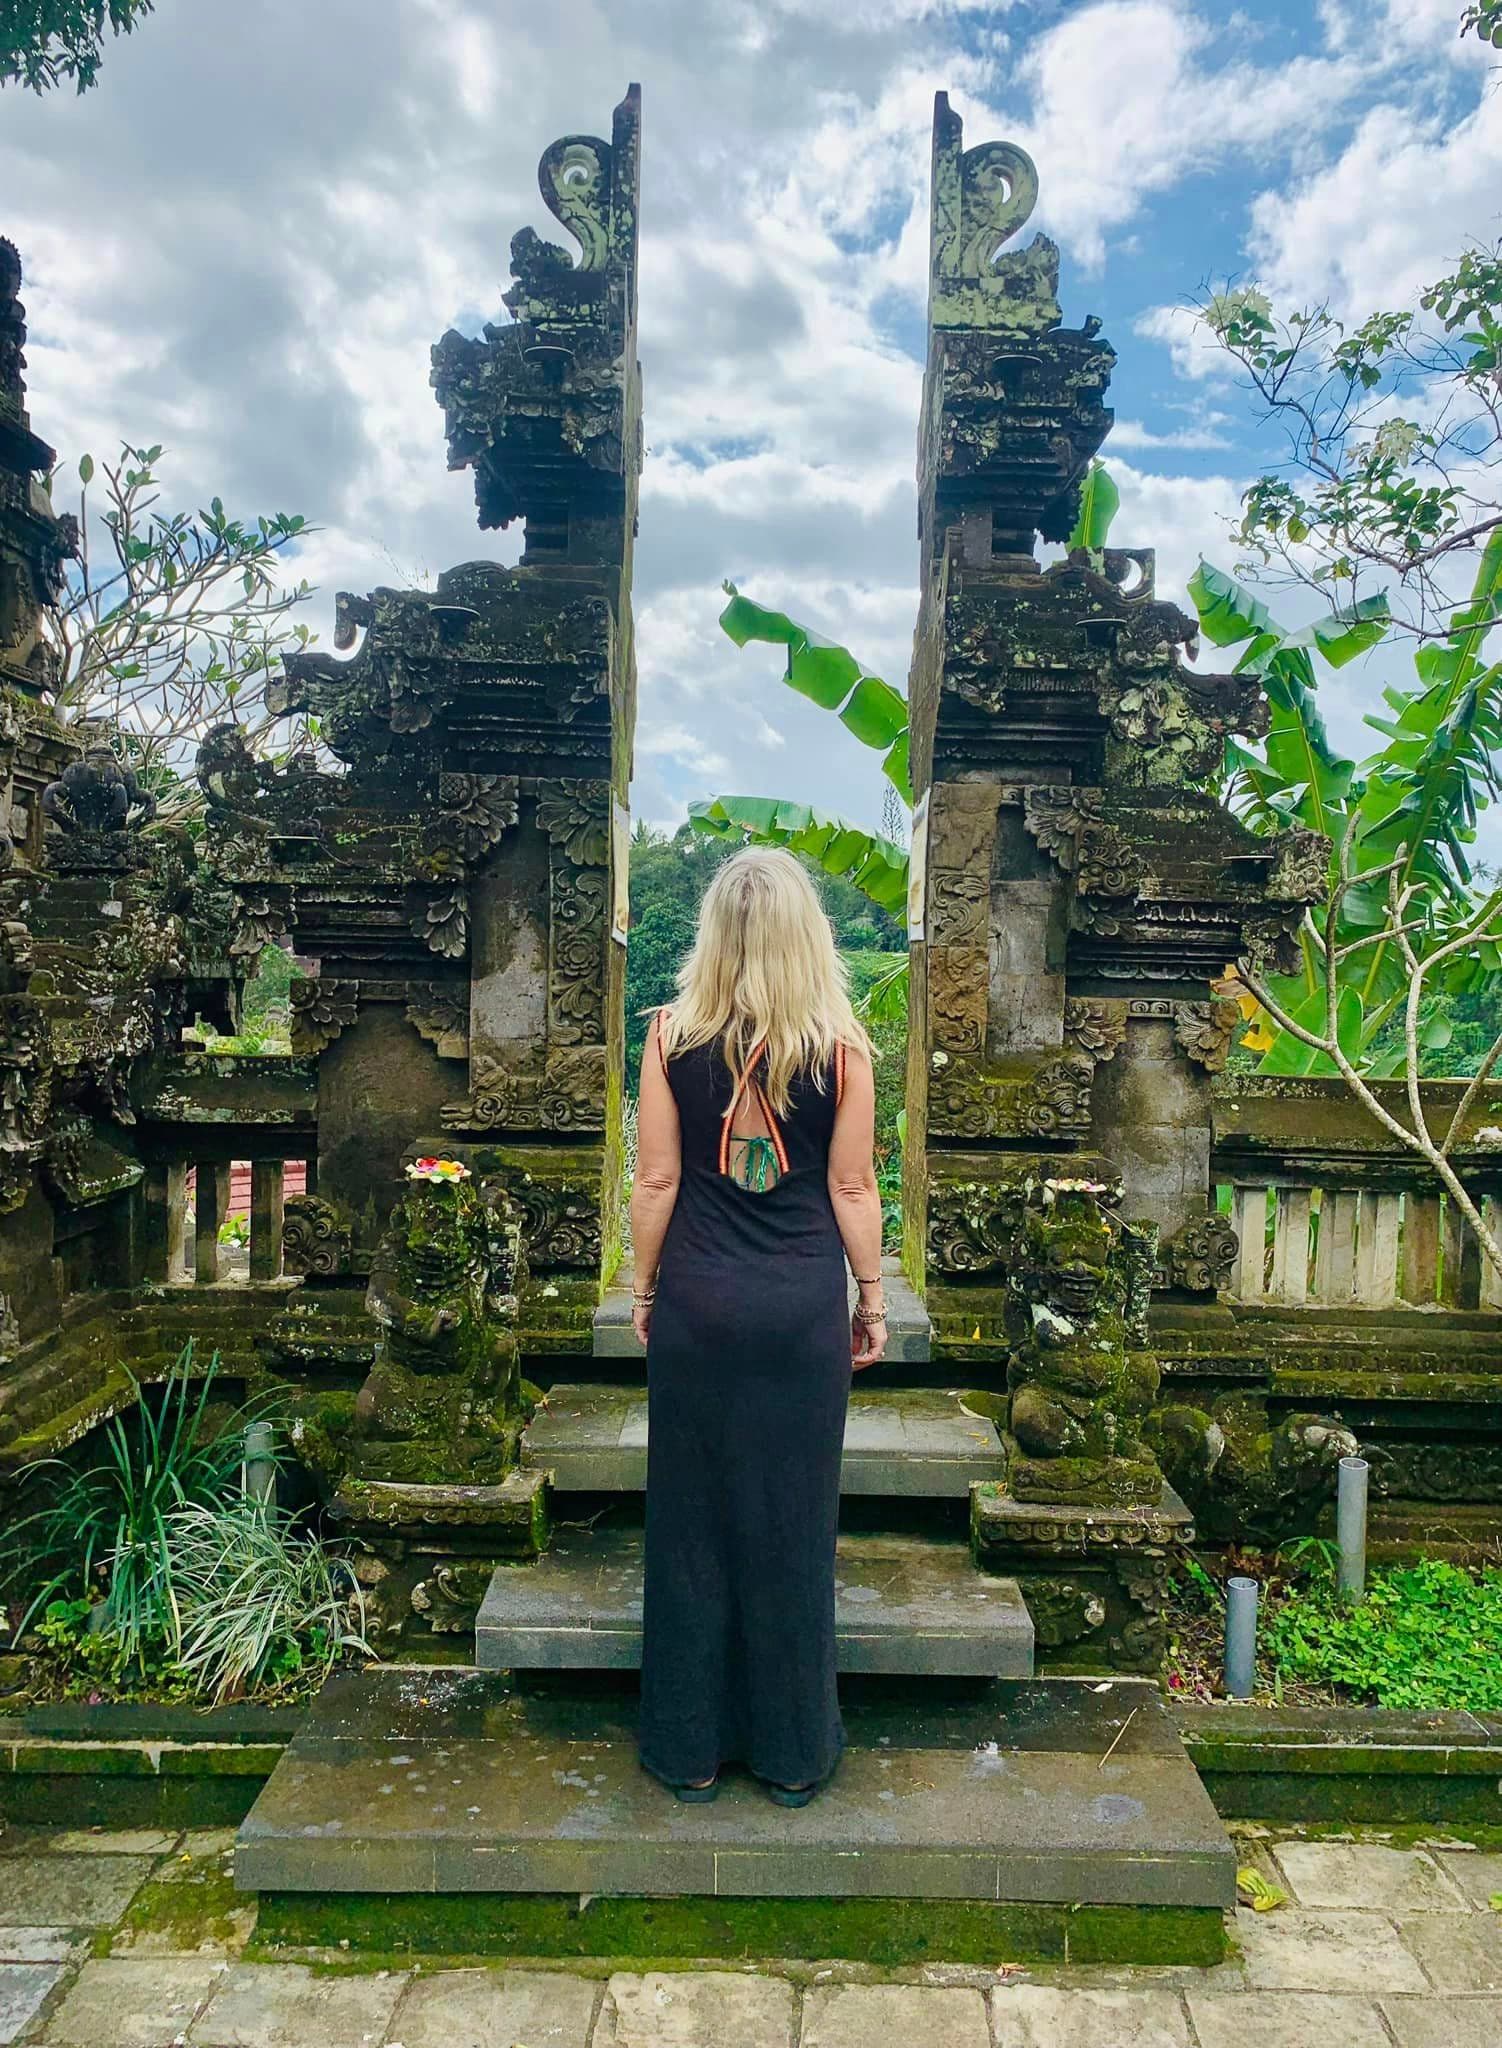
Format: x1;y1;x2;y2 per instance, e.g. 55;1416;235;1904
1196;244;1501;642
48;444;318;816
1462;0;1502;47
2;1;155;92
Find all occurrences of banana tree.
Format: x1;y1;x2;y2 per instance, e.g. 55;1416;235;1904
687;794;908;914
1192;527;1502;1074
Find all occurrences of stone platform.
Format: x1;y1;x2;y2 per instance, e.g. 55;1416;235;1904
522;1384;1004;1497
235;1667;1235;1924
474;1525;1034;1676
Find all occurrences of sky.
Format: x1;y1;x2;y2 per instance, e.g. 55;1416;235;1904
3;0;1500;842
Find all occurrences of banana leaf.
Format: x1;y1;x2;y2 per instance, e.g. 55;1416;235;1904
718;584;912;803
688;794;909;915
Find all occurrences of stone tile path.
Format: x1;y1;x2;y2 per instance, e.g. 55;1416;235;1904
0;1824;1500;2044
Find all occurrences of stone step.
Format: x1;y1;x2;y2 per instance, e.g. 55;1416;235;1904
522;1384;1005;1498
474;1525;1034;1678
235;1667;1235;1920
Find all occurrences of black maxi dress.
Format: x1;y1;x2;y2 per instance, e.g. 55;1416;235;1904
639;1031;851;1790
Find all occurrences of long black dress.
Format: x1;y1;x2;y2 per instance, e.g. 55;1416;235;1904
639;1031;850;1790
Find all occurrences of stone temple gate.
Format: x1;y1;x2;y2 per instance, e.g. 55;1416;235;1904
1;85;1499;1944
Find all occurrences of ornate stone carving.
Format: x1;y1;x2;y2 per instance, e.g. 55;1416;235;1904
409;1561;497;1633
1019;1577;1107;1649
548;860;606;1046
536;779;609;866
282;1194;353;1278
928;944;987;1053
410;885;469;961
1158;1211;1238;1294
928;870;987;944
926;1050;1095;1142
405;985;469;1060
349;1177;528;1486
288;978;359;1056
1063;998;1126;1062
419;772;519;874
446;1047;606;1136
41;746;157;868
483;1169;602;1273
1157;1393;1357;1545
926;1178;1022;1279
1268;826;1331;905
1002;1178;1163;1508
1174;998;1239;1073
228;891;289;959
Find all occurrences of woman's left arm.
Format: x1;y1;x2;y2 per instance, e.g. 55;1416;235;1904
629;1011;682;1347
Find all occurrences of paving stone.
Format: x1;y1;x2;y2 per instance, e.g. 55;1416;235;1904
189;1963;408;2047
45;1958;226;2047
1397;1911;1502;1990
1435;1850;1502;1909
1234;1907;1428;1992
594;1971;797;2047
0;1854;156;1927
988;1983;1189;2045
800;1983;989;2048
1187;1993;1387;2048
392;1967;598;2047
0;1931;81;1963
47;1830;181;1857
0;1963;61;2045
1380;1994;1502;2047
1270;1842;1469;1912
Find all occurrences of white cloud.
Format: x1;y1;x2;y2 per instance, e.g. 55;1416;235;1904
1248;85;1502;317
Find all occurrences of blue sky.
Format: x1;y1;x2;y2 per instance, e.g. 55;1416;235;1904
3;0;1499;844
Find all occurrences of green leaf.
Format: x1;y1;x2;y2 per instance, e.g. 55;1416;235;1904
882;733;913;806
839;674;908;750
77;452;94;486
1068;460;1120;552
688;795;909;914
1189;560;1274;649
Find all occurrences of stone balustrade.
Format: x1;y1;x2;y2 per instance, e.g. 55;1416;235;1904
1211;1075;1502;1313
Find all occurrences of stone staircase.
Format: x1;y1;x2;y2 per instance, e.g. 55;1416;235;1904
235;1260;1236;1949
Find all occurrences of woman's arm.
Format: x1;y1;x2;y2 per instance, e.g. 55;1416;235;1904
629;1011;682;1347
827;1041;888;1370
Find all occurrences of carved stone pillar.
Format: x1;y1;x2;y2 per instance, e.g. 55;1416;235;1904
204;88;641;1355
905;94;1323;1361
906;95;1325;1665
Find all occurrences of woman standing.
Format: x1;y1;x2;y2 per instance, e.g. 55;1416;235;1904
630;847;889;1807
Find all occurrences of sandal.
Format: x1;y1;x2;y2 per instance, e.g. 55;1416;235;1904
766;1780;819;1809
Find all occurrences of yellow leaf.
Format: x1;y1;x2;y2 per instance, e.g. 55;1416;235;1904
1236;1867;1288;1912
972;1325;982;1341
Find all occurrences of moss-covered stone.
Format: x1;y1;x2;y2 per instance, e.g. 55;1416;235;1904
250;1889;1225;1968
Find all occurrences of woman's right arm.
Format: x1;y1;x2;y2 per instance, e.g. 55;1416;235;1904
629;1011;682;1347
827;1041;888;1369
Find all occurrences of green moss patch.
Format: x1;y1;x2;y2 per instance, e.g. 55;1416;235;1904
250;1891;1226;1968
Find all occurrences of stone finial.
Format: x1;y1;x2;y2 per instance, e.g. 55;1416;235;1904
431;86;643;540
928;93;1060;337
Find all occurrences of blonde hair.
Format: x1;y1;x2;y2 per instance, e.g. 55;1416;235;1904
659;847;872;1115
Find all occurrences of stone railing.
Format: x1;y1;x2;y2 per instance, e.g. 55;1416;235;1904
1211;1075;1502;1313
137;1054;318;1290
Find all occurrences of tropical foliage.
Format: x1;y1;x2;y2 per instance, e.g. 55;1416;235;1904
1;0;154;92
0;1345;365;1701
49;444;318;814
1193;491;1502;1079
1197;244;1502;642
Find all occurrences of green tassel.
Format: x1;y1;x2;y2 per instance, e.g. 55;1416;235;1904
731;1136;780;1191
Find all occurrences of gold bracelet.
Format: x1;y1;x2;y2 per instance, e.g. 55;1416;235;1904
853;1302;887;1327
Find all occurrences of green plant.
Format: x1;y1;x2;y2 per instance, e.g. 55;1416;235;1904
167;1496;367;1704
1;1344;273;1678
217;1215;249;1249
2;0;155;92
1262;1558;1502;1712
688;795;908;916
1194;530;1502;1077
49;443;318;813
